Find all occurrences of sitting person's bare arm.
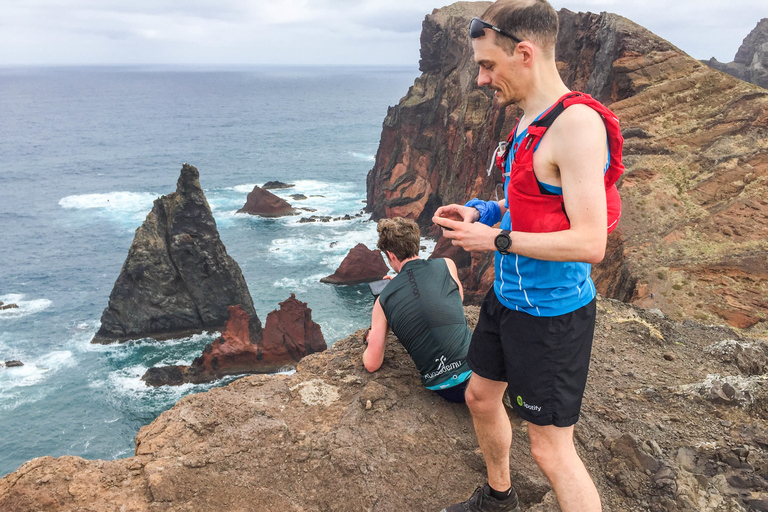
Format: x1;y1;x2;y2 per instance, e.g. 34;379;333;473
362;297;388;372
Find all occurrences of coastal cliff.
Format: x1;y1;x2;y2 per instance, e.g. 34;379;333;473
707;19;768;89
367;3;768;336
4;297;768;511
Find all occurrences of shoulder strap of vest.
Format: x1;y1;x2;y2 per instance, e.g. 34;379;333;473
530;92;583;130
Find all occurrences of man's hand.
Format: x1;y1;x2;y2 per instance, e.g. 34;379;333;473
433;204;480;224
432;215;499;252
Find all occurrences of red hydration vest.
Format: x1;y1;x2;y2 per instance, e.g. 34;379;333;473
497;92;624;234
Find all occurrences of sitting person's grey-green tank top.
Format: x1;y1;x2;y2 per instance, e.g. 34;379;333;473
378;258;472;390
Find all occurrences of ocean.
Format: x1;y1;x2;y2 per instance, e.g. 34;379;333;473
0;65;423;477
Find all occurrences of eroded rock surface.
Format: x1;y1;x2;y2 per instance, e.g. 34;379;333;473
92;164;257;344
142;296;325;386
6;297;768;511
236;185;294;217
708;18;768;88
366;4;768;336
320;243;390;285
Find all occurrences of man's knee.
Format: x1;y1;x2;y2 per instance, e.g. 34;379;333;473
528;425;576;472
464;378;506;416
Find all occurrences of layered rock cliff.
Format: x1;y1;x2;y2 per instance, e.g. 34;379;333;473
367;4;768;335
91;164;258;344
5;296;768;511
707;19;768;89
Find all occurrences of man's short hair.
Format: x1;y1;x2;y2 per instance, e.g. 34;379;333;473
377;217;420;261
482;0;559;57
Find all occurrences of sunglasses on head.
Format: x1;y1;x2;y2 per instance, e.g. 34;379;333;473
469;17;522;43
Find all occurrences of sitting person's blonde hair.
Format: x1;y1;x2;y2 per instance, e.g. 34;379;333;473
377;217;420;261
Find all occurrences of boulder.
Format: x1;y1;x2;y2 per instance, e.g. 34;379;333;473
320;243;390;285
0;303;18;310
91;164;258;344
142;296;325;386
262;180;294;190
236;185;294;217
4;360;23;368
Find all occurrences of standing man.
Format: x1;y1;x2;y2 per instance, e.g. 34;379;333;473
433;1;623;511
363;217;472;403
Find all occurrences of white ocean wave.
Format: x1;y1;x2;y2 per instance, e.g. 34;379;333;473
0;351;75;409
58;191;158;213
0;294;53;320
349;152;376;162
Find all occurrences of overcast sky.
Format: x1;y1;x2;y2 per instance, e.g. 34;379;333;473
0;1;764;66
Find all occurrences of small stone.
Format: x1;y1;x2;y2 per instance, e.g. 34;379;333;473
722;382;737;399
721;420;732;427
663;353;675;361
365;400;372;410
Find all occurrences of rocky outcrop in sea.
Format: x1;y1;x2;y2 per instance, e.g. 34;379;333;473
5;296;768;511
142;295;325;386
366;4;768;336
320;243;390;285
236;184;294;217
707;19;768;89
91;164;258;344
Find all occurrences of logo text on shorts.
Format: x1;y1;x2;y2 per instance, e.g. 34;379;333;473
516;395;541;412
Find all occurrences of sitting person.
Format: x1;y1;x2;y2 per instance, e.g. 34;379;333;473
363;217;472;403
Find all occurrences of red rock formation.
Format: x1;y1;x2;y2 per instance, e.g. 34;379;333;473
320;243;390;285
142;297;325;386
261;294;327;363
237;185;294;217
366;5;768;336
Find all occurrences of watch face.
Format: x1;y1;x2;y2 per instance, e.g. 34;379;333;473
495;232;511;252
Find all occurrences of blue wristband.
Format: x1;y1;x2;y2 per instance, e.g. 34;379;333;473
464;199;501;226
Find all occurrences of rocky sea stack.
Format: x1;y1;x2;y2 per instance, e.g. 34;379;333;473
91;164;258;344
320;243;390;285
142;296;326;386
236;184;294;217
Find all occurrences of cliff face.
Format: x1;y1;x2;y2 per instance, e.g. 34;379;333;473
92;164;258;344
368;5;768;335
708;18;768;89
5;297;768;511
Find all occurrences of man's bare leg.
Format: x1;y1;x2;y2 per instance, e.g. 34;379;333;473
527;424;601;512
465;373;512;492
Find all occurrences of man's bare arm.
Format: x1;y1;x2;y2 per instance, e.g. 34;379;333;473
434;106;607;264
362;297;388;372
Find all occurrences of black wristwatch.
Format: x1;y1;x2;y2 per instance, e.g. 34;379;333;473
494;230;512;255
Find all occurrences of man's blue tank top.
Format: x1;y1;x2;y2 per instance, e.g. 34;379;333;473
494;117;601;317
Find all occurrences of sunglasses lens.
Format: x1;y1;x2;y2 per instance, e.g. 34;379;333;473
469;18;487;39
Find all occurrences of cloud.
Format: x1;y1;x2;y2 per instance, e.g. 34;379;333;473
0;0;764;65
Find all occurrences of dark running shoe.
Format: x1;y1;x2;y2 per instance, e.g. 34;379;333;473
440;484;520;512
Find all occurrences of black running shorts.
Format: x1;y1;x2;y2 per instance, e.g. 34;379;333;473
467;288;596;427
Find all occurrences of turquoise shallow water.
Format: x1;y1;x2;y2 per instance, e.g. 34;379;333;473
0;65;422;476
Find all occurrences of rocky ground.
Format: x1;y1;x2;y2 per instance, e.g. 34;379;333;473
3;296;768;511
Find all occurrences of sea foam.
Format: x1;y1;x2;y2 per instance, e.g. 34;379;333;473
0;294;53;320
